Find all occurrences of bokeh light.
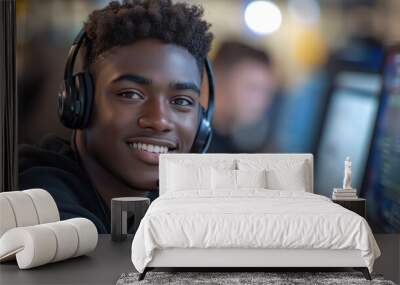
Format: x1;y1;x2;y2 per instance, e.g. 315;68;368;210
244;0;282;35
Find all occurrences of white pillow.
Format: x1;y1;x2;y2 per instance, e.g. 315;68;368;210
266;166;307;191
236;169;267;188
211;168;236;190
238;159;308;191
166;158;236;171
167;163;211;191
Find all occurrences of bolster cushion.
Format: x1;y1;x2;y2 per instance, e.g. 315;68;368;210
0;218;98;269
0;189;60;237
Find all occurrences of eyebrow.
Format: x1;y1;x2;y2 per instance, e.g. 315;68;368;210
111;74;200;95
111;74;152;85
170;82;200;95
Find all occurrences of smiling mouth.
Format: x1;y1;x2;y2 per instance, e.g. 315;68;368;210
125;138;178;165
127;142;170;154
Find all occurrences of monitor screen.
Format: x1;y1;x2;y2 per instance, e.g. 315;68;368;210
362;48;400;233
269;70;330;153
315;71;382;198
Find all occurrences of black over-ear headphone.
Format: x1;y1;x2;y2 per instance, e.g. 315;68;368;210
58;28;215;153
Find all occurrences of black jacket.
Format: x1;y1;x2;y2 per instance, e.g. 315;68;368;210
19;134;161;234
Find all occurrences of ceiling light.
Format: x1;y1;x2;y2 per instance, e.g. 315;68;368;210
244;0;282;35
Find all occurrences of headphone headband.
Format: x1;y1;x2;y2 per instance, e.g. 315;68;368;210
204;57;215;123
64;29;86;87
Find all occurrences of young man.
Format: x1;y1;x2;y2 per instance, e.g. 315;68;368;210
18;0;213;233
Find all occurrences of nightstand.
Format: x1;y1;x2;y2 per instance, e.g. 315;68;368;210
332;198;366;218
111;197;150;242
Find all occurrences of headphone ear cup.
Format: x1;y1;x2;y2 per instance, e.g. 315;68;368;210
57;81;68;126
79;71;94;129
191;106;212;153
73;73;86;129
58;72;93;129
58;77;80;129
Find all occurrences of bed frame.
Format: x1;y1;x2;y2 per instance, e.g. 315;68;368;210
139;248;371;280
139;154;371;280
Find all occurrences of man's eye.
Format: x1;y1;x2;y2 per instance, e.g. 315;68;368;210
171;97;193;106
117;91;144;100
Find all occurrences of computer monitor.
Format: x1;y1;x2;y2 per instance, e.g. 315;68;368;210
269;38;384;155
268;70;330;153
315;70;382;198
361;46;400;233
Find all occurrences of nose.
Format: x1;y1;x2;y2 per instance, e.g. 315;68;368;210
137;97;174;132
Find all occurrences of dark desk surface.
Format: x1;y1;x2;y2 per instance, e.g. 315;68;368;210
0;235;134;285
1;234;398;285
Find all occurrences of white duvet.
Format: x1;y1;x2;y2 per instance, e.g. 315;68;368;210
131;190;380;273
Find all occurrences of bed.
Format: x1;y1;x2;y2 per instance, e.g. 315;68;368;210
131;154;380;280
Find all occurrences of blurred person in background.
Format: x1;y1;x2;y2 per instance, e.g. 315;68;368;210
18;0;213;233
208;40;278;153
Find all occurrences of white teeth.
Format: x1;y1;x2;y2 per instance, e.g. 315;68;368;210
128;142;170;154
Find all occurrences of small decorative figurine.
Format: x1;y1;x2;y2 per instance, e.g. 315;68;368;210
343;156;352;190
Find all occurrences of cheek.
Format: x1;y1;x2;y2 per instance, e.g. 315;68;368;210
175;111;199;152
85;97;140;160
90;95;135;133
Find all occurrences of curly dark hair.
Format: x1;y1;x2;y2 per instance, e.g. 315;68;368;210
83;0;213;73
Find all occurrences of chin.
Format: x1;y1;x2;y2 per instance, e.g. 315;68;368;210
128;173;158;190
